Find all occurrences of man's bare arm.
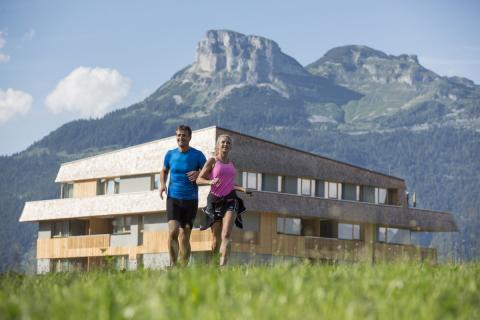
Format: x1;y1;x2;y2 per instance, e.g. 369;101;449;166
159;167;169;200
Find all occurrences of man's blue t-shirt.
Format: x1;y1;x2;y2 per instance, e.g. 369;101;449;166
163;147;207;200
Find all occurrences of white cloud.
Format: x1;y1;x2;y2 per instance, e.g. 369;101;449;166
0;88;33;124
22;29;36;41
0;31;9;63
0;52;10;63
45;66;131;118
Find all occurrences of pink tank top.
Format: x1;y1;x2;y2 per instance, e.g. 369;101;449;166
210;159;236;197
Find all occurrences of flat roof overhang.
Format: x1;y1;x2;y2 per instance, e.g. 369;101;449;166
20;188;457;232
239;191;457;232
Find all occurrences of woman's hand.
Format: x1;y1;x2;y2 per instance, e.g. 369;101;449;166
210;178;220;186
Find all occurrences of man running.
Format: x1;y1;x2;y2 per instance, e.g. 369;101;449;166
160;125;207;266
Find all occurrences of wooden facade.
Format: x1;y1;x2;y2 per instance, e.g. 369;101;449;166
36;211;437;266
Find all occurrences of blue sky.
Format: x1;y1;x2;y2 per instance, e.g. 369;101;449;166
0;0;479;155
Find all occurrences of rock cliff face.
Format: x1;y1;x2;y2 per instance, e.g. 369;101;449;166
191;30;309;82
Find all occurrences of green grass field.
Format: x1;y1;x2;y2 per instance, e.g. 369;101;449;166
1;263;478;320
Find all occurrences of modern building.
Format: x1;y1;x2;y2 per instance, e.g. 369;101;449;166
19;126;457;273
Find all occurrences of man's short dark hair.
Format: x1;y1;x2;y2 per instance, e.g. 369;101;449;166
176;125;192;137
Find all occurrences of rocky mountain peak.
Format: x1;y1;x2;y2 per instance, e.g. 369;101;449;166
181;30;309;85
307;45;438;88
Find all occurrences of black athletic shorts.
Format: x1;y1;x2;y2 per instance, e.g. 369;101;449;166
167;197;198;228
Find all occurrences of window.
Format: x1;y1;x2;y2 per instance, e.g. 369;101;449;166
246;172;257;189
387;228;410;244
97;179;106;195
112;216;132;234
262;173;278;192
52;220;86;237
301;179;311;196
61;183;74;198
338;223;361;240
153;174;160;190
377;188;387;204
361;186;375;203
282;176;297;194
277;217;301;235
51;258;85;272
114;256;128;271
119;175;151;193
342;183;357;201
320;220;336;238
315;180;325;197
53;221;70;237
106;178;120;194
377;227;411;245
235;171;243;187
328;182;339;199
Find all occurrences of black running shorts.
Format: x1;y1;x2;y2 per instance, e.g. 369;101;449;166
167;197;198;228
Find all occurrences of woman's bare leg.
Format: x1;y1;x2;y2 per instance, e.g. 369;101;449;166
219;211;235;266
211;220;222;255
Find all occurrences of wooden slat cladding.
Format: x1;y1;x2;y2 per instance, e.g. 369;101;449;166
37;234;110;259
73;180;97;198
374;243;437;263
36;217;436;263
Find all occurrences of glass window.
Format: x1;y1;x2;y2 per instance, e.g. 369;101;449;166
387;228;411;245
114;256;128;271
342;183;357;201
53;221;70;237
338;223;361;240
377;188;387;204
61;183;74;198
106;178;120;194
328;182;338;199
361;186;375;203
262;173;278;192
320;220;336;238
315;180;325;197
282;176;297;194
353;224;360;239
119;175;151;193
301;179;311;196
277;217;284;233
153;174;160;190
112;216;132;234
246;172;257;189
277;217;301;235
377;227;387;242
70;220;87;236
97;179;106;195
235;171;243;187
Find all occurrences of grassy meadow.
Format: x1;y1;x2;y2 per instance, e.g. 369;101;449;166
0;263;478;320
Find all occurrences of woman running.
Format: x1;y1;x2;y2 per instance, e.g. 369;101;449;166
196;134;251;266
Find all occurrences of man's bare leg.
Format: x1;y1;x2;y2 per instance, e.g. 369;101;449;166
167;220;180;266
178;225;192;266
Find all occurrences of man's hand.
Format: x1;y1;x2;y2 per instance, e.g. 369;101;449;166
186;170;199;182
160;186;167;200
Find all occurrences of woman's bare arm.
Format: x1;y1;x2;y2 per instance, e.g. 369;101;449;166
196;157;217;186
234;185;252;195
